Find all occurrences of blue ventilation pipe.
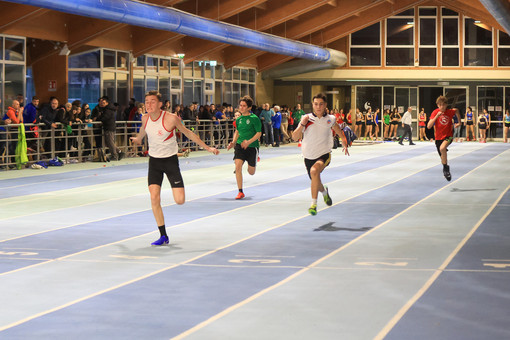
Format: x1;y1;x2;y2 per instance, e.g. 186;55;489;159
4;0;342;63
479;0;510;35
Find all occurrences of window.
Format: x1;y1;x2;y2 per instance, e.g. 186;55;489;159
103;49;116;69
69;50;100;69
418;9;437;67
68;71;100;104
160;59;170;73
499;31;510;67
4;37;24;61
350;23;381;66
464;17;493;66
134;56;145;72
117;52;129;71
146;56;157;72
233;68;241;80
442;10;459;67
386;16;414;66
0;37;3;60
170;59;181;77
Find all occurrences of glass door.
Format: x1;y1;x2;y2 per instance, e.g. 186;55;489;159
395;87;418;139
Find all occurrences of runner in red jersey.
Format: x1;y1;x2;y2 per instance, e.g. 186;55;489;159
427;95;461;181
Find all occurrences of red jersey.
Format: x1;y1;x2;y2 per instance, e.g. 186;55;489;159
431;108;456;140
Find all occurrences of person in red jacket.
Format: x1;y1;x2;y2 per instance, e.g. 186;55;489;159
427;95;460;181
1;100;23;168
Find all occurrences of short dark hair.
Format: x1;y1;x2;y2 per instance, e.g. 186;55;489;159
313;93;327;103
239;95;253;108
145;90;162;102
32;96;39;101
100;95;109;102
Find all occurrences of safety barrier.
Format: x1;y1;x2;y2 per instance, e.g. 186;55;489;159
0;119;235;170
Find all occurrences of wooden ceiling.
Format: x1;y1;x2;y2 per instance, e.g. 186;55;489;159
0;0;504;71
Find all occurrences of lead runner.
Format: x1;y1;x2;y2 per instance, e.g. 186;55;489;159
131;91;219;245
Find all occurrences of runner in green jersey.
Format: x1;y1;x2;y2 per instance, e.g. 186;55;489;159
227;95;262;199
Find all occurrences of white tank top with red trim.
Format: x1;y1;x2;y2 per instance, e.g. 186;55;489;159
144;110;178;158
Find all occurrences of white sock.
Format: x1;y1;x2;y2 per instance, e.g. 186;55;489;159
312;199;317;206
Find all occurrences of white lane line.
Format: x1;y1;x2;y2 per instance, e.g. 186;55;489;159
374;183;510;340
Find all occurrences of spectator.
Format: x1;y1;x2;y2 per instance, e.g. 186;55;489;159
80;106;93;156
280;105;290;143
91;98;103;150
259;103;273;146
23;96;40;153
271;105;282;147
40;97;64;156
292;104;305;131
1;100;24;167
398;107;415;146
97;96;123;161
124;98;136;121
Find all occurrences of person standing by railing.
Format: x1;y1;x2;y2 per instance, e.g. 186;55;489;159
1;100;23;168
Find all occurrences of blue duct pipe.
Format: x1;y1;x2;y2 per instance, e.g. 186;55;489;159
479;0;510;35
5;0;333;62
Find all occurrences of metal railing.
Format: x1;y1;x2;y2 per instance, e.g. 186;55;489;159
0;119;236;170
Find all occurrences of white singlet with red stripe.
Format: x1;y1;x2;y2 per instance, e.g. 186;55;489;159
144;110;178;158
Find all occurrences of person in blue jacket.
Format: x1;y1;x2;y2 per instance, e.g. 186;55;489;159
271;105;282;147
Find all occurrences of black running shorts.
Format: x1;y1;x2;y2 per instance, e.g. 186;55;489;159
148;154;184;188
233;143;258;167
304;153;331;179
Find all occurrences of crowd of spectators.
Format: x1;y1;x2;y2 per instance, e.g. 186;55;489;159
2;94;509;170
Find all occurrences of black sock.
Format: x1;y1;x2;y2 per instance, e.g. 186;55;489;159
239;189;243;193
158;225;167;237
443;163;448;169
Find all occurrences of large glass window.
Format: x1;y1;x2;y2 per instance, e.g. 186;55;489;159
0;37;3;60
117;73;129;108
159;77;170;101
103;50;116;69
499;31;510;67
69;50;100;69
146;56;157;73
442;11;459;67
418;9;437;67
133;74;144;102
464;18;493;67
350;23;381;66
171;59;181;77
183;79;193;105
386;48;414;66
102;71;115;99
193;80;202;103
68;71;100;104
4;64;24;100
4;37;24;61
117;52;129;71
386;16;414;66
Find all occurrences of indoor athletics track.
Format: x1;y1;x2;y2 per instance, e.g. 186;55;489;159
0;141;509;340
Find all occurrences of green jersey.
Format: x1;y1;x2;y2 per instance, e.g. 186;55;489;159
292;109;305;123
236;113;261;148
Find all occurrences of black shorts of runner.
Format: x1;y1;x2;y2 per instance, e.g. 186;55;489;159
148;154;184;188
478;123;487;130
356;121;363;125
505;122;510;128
233;143;258;167
435;138;453;156
467;121;474;126
391;121;399;125
304;153;331;179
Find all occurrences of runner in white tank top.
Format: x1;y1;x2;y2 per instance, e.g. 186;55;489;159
131;91;219;246
144;110;178;158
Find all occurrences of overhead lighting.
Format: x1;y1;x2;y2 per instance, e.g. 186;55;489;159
407;21;414;25
209;60;217;67
346;79;370;82
59;44;70;56
176;53;185;59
